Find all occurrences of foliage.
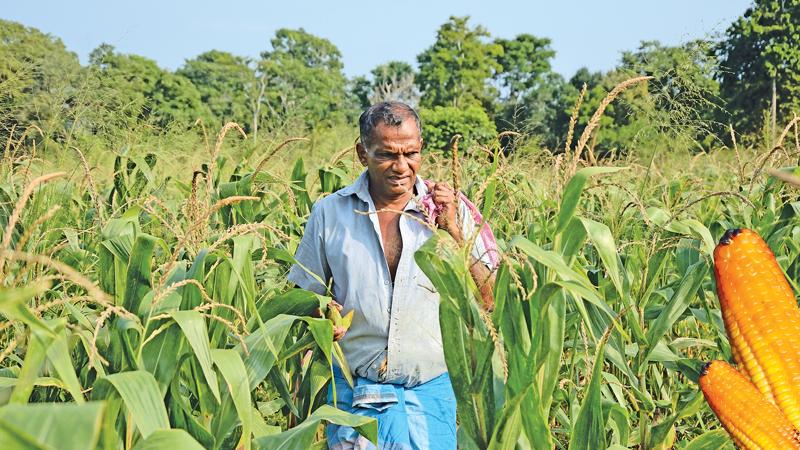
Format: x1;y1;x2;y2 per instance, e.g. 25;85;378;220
419;104;497;153
542;41;723;155
89;44;213;129
259;28;352;129
0;129;376;448
351;61;419;109
717;0;800;134
0;19;82;142
4;10;800;448
493;34;556;103
177;51;259;133
416;16;503;110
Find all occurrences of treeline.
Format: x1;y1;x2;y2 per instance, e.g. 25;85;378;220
2;0;800;155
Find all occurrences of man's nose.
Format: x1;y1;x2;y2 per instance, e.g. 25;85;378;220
393;155;409;172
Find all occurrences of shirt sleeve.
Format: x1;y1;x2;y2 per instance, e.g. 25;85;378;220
287;202;332;295
458;199;497;271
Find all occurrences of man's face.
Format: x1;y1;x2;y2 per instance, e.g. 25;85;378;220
357;117;422;198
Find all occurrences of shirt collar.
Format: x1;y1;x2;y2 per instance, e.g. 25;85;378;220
338;170;428;211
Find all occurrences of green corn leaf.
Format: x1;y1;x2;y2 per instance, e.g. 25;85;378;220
170;310;221;403
211;349;252;450
238;314;296;390
579;218;625;298
538;289;567;413
0;402;105;450
132;429;205;450
251;406;280;438
253;404;376;450
94;371;169;438
0;282;52;334
268;369;299;418
643;261;707;363
10;323;54;404
123;233;158;316
568;339;607;450
140;322;183;394
557;167;626;235
682;429;735;450
486;388;526;450
603;401;630;447
520;386;552;450
0;377;65;390
666;219;715;256
257;288;321;323
45;324;85;404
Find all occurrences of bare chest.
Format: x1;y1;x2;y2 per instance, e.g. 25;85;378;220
377;211;403;281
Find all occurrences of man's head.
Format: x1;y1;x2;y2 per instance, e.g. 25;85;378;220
357;102;423;200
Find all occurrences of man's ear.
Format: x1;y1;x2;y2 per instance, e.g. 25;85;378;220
356;141;369;167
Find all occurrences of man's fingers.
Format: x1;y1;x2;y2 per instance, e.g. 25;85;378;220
333;326;347;341
330;300;343;311
432;189;455;202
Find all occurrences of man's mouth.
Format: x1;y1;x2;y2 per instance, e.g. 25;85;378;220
388;176;410;185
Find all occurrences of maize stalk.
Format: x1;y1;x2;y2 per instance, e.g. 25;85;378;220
713;228;800;429
699;360;800;449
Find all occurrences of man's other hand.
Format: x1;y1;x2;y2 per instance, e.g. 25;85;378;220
430;182;463;242
327;300;347;342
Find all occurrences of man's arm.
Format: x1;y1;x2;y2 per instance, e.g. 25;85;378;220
430;182;496;311
286;203;347;340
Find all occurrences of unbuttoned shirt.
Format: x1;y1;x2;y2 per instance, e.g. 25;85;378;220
287;171;493;387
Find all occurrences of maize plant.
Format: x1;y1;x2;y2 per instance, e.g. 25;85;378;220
0;127;376;449
1;116;799;449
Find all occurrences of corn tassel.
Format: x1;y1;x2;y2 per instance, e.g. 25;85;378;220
700;360;800;449
713;228;800;429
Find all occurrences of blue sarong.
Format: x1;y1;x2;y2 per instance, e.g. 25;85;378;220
326;368;457;450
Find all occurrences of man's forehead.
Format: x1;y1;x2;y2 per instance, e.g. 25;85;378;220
373;137;421;151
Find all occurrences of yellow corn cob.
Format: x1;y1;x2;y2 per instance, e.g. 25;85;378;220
700;360;800;449
714;228;800;428
326;302;353;329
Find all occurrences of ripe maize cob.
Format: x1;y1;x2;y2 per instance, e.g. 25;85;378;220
713;228;800;428
699;360;800;449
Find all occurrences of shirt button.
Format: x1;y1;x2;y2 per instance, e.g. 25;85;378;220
383;280;389;285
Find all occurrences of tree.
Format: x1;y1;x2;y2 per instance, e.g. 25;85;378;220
492;34;558;136
259;28;351;129
416;16;502;109
0;19;82;141
620;40;723;147
351;61;419;109
717;0;800;134
420;105;497;153
545;68;613;152
89;44;211;129
494;34;555;103
177;50;258;131
150;72;211;127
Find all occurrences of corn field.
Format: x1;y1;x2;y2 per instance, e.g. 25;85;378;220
1;92;800;449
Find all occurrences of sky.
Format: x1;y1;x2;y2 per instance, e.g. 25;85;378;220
4;0;753;79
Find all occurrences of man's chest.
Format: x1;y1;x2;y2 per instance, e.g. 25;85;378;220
377;212;402;280
322;204;433;294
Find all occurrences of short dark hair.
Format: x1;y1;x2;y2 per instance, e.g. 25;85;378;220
358;101;421;149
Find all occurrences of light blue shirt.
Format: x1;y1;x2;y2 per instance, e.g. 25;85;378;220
288;171;492;387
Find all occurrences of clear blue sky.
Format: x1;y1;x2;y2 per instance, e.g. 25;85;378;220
4;0;752;78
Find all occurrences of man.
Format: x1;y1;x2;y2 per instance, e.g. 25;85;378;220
288;101;496;449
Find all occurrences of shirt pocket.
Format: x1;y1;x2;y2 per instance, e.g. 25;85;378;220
352;384;399;412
